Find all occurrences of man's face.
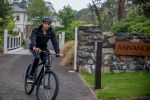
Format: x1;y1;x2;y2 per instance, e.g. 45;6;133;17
42;22;51;30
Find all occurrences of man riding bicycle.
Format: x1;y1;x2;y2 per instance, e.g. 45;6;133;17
28;16;63;83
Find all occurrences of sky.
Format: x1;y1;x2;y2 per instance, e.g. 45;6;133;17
45;0;93;12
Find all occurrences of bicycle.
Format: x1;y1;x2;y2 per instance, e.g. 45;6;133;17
24;50;59;100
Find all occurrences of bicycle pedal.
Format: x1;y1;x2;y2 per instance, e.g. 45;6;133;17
27;80;34;84
40;85;44;88
46;69;51;72
44;86;51;89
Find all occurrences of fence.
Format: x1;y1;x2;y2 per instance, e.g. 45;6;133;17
4;30;22;54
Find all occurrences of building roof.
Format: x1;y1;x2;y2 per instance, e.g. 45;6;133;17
12;5;26;13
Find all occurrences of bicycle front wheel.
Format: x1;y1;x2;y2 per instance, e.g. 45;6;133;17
24;64;35;95
36;71;59;100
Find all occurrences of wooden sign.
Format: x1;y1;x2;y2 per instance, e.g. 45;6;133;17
115;42;150;56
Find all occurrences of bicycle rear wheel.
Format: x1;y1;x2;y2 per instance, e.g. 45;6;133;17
36;71;59;100
24;64;35;95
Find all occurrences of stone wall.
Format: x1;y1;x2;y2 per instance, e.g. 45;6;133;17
102;32;150;73
77;25;150;73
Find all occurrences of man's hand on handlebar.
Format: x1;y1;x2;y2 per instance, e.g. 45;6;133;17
33;48;63;58
33;47;41;53
56;53;63;58
48;50;63;58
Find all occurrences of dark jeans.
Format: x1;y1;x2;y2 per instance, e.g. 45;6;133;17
29;49;50;76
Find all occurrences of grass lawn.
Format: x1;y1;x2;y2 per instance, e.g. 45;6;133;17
80;72;150;100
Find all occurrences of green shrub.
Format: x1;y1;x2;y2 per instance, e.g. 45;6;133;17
128;20;150;33
112;21;134;32
8;30;19;36
111;16;150;34
0;33;3;54
0;34;3;45
0;45;3;54
53;26;65;32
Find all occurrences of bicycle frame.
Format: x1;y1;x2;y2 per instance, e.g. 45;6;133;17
32;51;54;86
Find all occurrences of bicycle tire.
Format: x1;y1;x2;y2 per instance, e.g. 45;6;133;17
24;64;35;95
36;71;59;100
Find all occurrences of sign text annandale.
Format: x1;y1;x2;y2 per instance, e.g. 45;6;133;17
115;42;150;56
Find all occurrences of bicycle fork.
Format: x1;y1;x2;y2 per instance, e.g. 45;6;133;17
43;65;51;89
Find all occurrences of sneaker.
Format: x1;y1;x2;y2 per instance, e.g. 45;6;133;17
27;76;34;83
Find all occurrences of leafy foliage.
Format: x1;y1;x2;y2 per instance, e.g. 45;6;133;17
54;20;91;41
58;5;76;28
111;16;150;33
0;34;3;45
57;5;92;41
27;0;54;26
91;0;150;32
0;0;15;48
76;8;96;22
0;0;15;31
90;0;118;31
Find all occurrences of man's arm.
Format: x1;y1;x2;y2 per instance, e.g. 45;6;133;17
30;28;37;49
51;31;60;54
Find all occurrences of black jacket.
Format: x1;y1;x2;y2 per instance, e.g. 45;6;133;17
29;25;60;54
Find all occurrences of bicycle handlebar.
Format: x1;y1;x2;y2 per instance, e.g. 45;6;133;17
41;50;60;57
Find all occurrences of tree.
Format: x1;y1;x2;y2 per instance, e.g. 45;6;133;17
90;0;118;31
45;1;55;14
76;8;95;22
118;0;126;21
27;0;52;25
130;0;150;17
0;0;15;31
132;0;144;4
91;0;150;34
0;0;15;50
58;5;76;28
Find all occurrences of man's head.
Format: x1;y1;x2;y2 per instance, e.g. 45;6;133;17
42;16;52;30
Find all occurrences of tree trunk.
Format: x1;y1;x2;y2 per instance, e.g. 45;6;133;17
118;0;126;21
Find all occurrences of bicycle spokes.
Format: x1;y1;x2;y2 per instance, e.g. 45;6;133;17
37;73;57;100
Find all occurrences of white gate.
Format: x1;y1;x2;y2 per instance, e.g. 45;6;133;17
4;30;22;54
59;32;65;50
